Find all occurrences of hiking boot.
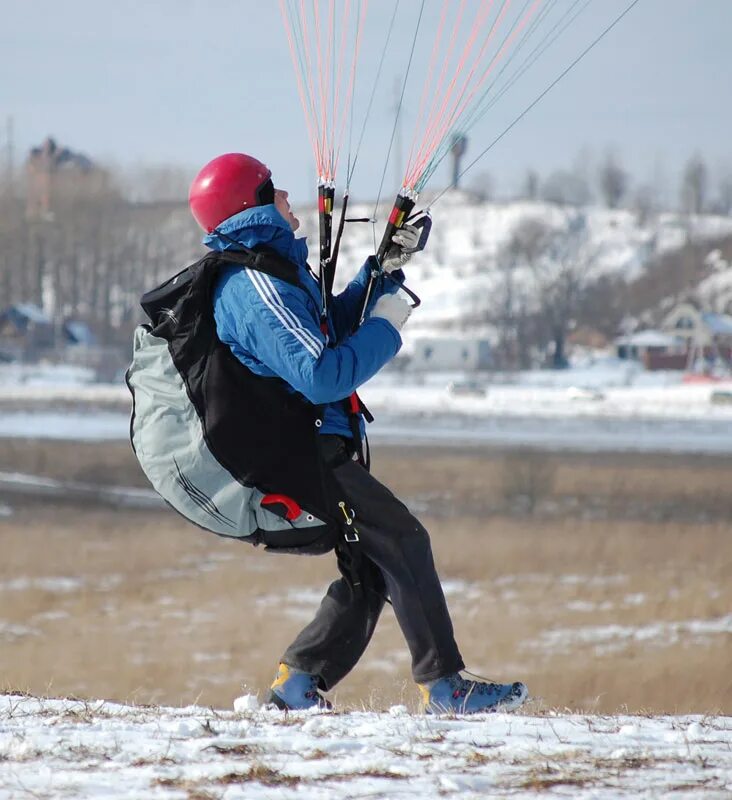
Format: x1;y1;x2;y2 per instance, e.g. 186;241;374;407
419;673;528;714
264;663;331;711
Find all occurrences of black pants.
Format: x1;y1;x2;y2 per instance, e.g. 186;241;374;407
281;435;465;690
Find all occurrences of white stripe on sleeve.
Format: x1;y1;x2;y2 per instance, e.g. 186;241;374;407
250;271;325;354
245;270;324;360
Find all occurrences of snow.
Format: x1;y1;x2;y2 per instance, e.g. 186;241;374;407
0;575;84;593
295;198;732;343
5;404;732;454
0;412;129;441
0;363;98;387
527;613;732;656
0;695;730;799
2;359;732;453
615;330;683;347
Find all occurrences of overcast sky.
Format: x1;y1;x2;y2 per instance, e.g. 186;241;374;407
2;0;731;206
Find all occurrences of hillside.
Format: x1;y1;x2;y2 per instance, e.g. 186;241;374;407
293;194;732;352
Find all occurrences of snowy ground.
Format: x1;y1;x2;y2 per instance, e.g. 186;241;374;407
2;361;732;453
1;696;730;799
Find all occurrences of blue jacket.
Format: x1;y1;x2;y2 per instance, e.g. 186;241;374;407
207;204;402;437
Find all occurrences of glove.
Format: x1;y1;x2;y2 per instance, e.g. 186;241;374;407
382;223;421;272
370;293;412;332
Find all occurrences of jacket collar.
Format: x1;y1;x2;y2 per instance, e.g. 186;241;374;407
203;204;309;266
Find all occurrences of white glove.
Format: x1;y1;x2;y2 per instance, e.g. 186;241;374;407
382;223;421;272
370;293;412;332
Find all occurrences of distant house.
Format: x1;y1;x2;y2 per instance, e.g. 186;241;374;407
615;330;686;361
410;337;492;372
661;303;732;372
26;136;95;219
615;329;686;369
0;303;54;360
662;303;732;347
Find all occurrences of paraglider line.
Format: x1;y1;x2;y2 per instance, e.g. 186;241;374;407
348;1;399;187
429;0;643;208
373;0;426;217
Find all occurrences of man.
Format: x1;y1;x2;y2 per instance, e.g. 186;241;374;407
188;152;528;714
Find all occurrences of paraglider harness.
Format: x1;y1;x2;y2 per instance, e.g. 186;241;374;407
126;244;365;592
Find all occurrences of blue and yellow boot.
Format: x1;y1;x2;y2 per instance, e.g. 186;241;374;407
265;663;331;711
419;673;528;714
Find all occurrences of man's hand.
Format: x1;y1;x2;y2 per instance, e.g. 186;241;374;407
370;294;412;332
382;224;421;273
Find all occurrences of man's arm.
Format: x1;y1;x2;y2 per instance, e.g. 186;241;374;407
221;269;402;405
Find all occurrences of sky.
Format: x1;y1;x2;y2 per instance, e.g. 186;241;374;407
2;0;731;206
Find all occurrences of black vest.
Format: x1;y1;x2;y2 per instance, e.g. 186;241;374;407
128;247;343;551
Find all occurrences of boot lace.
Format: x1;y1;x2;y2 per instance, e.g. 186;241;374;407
448;674;502;701
303;675;320;701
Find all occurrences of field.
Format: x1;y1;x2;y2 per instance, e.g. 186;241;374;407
1;438;731;716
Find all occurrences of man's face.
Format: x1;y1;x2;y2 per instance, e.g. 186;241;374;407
274;188;300;232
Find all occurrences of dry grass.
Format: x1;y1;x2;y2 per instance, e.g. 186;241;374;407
0;439;730;714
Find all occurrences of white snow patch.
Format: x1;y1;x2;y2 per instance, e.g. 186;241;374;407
495;573;628;588
0;621;40;640
528;613;732;655
233;694;260;712
0;575;84;593
441;578;482;601
255;587;325;620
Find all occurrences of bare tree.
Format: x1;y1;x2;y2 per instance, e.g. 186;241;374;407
501;214;596;368
469;170;494;202
0;140;201;364
122;165;193;203
523;169;539;200
494;218;553;369
535;215;594;368
541;169;591;207
507;218;553;265
680;155;708;214
0;174;26;307
713;170;732;216
633;185;657;227
598;154;628;209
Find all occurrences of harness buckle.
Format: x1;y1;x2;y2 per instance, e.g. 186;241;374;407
344;530;360;543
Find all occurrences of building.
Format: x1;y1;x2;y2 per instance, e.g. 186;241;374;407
661;302;732;373
26;136;95;219
409;337;492;372
662;303;732;348
615;329;686;370
0;303;54;361
0;305;110;367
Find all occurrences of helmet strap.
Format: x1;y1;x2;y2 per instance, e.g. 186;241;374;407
255;178;275;206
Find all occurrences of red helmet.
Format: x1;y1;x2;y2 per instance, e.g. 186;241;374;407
188;153;274;233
